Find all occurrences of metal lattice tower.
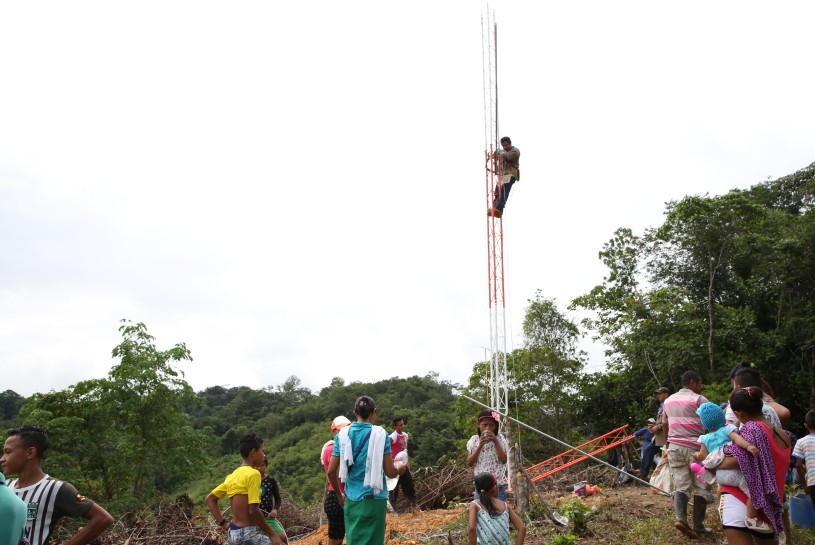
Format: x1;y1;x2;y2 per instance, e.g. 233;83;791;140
482;8;509;425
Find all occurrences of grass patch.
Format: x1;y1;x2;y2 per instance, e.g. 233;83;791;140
624;516;675;545
790;525;815;545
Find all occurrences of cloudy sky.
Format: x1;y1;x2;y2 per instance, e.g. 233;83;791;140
2;2;813;398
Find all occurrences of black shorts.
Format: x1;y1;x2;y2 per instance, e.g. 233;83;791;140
324;490;345;540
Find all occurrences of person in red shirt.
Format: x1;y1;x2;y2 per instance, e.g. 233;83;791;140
389;417;418;513
717;387;790;545
321;416;351;545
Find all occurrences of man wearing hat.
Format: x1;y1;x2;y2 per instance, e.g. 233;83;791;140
321;416;351;545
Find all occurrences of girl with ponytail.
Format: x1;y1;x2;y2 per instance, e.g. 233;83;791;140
467;473;525;545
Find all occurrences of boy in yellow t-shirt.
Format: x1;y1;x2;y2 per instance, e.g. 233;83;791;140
206;433;282;545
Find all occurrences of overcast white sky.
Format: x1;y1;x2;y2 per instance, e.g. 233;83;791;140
2;2;814;398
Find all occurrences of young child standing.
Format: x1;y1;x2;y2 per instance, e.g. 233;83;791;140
468;473;525;545
467;410;509;501
206;433;283;545
793;410;815;510
691;402;770;533
257;456;288;545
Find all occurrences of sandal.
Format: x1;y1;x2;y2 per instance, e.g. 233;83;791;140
744;515;774;534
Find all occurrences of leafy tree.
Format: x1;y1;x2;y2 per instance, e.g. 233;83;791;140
459;293;587;463
20;321;213;507
647;192;764;371
573;162;815;437
0;389;25;420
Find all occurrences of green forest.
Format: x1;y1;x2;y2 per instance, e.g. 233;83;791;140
2;161;813;516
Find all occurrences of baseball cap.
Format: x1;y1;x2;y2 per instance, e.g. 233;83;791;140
655;387;670;394
331;415;351;432
647;418;656;424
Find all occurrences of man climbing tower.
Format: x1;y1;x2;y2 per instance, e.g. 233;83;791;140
488;136;520;218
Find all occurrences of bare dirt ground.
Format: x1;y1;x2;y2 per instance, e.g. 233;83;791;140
50;470;815;545
293;484;815;545
294;508;469;545
292;484;719;545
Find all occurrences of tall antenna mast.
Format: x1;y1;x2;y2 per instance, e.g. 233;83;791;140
481;6;510;451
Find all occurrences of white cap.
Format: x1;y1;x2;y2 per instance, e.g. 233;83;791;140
331;415;352;432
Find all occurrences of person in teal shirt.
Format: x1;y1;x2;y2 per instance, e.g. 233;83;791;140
0;472;27;545
327;396;397;545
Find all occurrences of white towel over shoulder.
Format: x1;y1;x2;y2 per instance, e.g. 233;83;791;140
336;424;388;495
365;426;388;494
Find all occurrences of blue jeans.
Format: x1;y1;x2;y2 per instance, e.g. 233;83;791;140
228;525;272;545
474;484;506;501
641;443;659;479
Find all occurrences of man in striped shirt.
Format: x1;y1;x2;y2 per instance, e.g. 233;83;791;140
1;426;113;545
660;370;713;538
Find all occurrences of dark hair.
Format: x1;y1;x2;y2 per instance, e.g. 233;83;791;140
474;473;499;516
393;417;404;426
805;410;815;430
729;360;753;380
239;433;264;458
729;387;764;417
354;396;376;420
500;136;511;144
7;426;50;458
733;367;762;389
681;370;701;387
476;409;500;434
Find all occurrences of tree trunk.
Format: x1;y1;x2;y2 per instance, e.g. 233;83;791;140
508;422;528;514
707;246;725;372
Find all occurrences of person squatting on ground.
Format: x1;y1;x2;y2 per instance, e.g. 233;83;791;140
389;416;418;514
467;410;509;501
794;410;815;516
206;433;283;545
487;136;520;219
321;415;351;545
0;425;113;545
659;370;714;538
691;402;770;533
717;387;790;545
327;396;397;545
468;473;525;545
257;455;288;545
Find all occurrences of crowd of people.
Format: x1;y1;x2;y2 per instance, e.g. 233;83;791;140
4;365;815;545
633;363;815;545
